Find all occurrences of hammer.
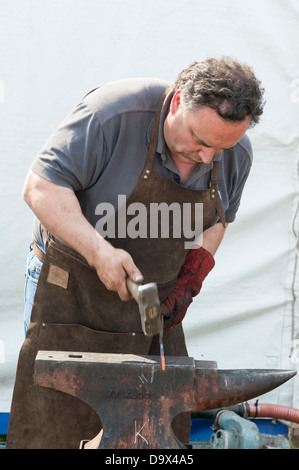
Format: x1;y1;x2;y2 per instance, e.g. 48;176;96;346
126;278;165;370
126;278;162;337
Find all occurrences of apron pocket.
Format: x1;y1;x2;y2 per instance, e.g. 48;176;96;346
36;322;153;355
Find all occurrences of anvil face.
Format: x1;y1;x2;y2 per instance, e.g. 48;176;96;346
34;351;296;449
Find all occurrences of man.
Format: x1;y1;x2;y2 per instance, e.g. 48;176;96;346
7;57;264;449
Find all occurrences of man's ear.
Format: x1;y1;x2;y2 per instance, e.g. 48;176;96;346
170;90;181;114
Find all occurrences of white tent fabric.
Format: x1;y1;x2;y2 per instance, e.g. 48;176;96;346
0;0;298;414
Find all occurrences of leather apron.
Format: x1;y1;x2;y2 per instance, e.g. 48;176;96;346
7;89;225;449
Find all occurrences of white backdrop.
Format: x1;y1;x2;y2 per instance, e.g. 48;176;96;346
0;0;298;413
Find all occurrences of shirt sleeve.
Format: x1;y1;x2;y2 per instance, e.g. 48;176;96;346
30;101;107;191
222;135;253;223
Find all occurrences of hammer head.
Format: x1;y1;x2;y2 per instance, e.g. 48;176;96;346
136;282;162;336
126;278;161;336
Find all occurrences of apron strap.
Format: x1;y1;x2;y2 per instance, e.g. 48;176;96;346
210;162;226;227
42;224;52;244
142;86;173;176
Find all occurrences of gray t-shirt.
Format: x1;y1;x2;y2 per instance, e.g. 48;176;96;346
30;77;253;249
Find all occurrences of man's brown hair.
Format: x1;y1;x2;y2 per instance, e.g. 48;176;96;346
174;56;265;127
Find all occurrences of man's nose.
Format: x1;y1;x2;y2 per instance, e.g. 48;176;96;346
198;147;216;164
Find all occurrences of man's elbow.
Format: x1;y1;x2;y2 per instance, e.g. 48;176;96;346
22;170;45;209
22;170;34;206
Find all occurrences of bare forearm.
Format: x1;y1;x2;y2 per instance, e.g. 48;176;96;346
22;170;143;299
23;171;100;261
198;222;228;256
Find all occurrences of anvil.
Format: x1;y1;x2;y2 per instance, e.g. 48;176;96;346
33;351;296;449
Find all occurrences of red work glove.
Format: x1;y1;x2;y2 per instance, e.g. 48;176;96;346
162;246;215;329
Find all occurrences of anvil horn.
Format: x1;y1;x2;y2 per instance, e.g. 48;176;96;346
193;361;296;411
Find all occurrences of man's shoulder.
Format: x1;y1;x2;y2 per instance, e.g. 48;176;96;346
217;133;253;176
236;133;253;163
82;77;172;123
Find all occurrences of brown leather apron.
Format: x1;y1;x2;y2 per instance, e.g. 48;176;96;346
6;89;225;449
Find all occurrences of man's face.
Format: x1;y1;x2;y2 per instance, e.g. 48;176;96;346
163;90;251;165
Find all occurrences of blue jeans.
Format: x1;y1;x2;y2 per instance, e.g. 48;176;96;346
24;245;43;335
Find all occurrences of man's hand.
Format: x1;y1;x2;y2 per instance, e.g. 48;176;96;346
162;246;215;328
161;222;228;328
89;237;143;301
